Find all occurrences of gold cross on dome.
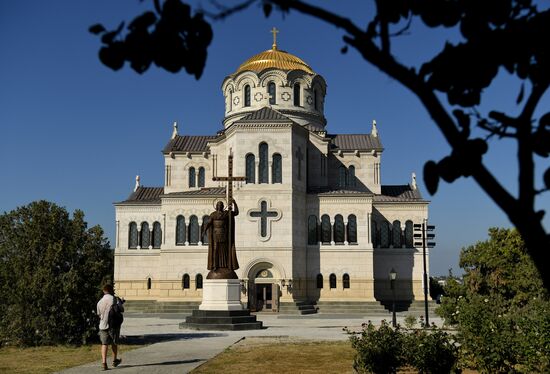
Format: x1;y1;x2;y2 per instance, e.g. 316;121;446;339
271;27;279;49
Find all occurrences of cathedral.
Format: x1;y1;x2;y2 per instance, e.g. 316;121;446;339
114;33;430;313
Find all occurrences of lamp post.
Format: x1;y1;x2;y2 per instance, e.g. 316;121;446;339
389;268;397;328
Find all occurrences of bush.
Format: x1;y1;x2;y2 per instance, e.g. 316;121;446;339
347;320;404;374
404;326;459;374
403;315;417;329
0;201;113;346
437;228;550;373
347;321;459;374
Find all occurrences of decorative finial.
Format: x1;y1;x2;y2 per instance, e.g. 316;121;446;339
134;175;140;192
271;27;279;50
171;121;178;139
371;119;378;137
411;172;417;190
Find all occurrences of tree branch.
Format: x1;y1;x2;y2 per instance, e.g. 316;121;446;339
268;0;549;288
517;83;548;208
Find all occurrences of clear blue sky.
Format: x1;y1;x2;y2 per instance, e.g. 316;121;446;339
2;1;549;275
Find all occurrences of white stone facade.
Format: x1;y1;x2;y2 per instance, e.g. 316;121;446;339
114;45;430;310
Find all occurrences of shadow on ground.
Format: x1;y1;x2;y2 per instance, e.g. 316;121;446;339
117;359;205;369
121;333;226;345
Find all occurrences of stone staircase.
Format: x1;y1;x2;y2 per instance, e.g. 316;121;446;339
278;300;318;315
315;300;438;318
124;300;200;315
316;301;390;315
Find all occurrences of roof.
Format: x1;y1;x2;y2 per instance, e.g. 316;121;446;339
118;186;164;204
328;134;382;151
235;46;314;75
239;107;292;122
308;186;373;196
163;135;217;153
162;187;226;197
375;185;424;202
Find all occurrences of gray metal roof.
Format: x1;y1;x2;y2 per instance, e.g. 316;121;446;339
375;185;424;202
328;134;382;151
239;107;292;122
163;135;217;153
308;186;373;196
118;186;164;204
162;187;226;197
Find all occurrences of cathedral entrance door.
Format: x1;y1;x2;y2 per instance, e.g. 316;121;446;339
256;284;273;311
248;267;279;312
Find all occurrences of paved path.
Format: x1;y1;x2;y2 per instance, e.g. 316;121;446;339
59;313;443;373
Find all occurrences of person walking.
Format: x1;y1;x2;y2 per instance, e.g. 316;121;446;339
97;284;124;370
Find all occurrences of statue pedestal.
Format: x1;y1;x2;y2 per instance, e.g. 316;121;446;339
182;279;262;330
199;279;242;311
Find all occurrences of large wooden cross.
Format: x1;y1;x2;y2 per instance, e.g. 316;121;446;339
212;149;246;256
212;149;246;207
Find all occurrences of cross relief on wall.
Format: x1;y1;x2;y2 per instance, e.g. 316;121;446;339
247;199;282;241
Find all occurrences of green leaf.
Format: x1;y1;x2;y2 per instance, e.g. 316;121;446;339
424;161;439;195
88;24;106;35
263;2;272;18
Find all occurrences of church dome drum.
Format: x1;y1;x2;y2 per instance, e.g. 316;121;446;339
221;28;327;130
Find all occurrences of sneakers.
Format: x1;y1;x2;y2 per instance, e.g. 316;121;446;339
112;358;122;367
102;362;108;371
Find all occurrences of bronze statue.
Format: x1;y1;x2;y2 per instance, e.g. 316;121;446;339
202;200;239;279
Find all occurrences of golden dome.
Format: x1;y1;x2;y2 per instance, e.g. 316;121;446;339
235;46;314;75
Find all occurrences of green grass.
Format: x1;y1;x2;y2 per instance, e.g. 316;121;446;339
192;340;355;374
0;344;142;374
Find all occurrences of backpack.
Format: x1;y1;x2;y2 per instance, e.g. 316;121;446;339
108;296;124;329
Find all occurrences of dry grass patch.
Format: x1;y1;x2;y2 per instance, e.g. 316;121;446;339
0;344;142;374
192;338;355;374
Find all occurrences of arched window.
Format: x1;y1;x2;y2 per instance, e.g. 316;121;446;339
176;215;186;245
182;274;190;289
228;89;232;111
348;166;356;187
140;222;150;249
259;142;268;184
405;220;414;248
272;153;282;183
244;85;251;107
333;215;345;243
152;221;162;249
314;88;319;110
371;220;379;247
329;273;337;289
198;167;205;187
343;274;350;289
381;221;390;248
316;274;323;289
147;277;152;290
268;81;276;105
321;214;331;244
338;166;347;188
196;274;203;289
293;83;301;106
308;215;318;245
347;215;357;244
246;154;255;184
201;215;209;244
393;220;402;248
128;222;138;249
189;215;199;244
189;167;196;188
